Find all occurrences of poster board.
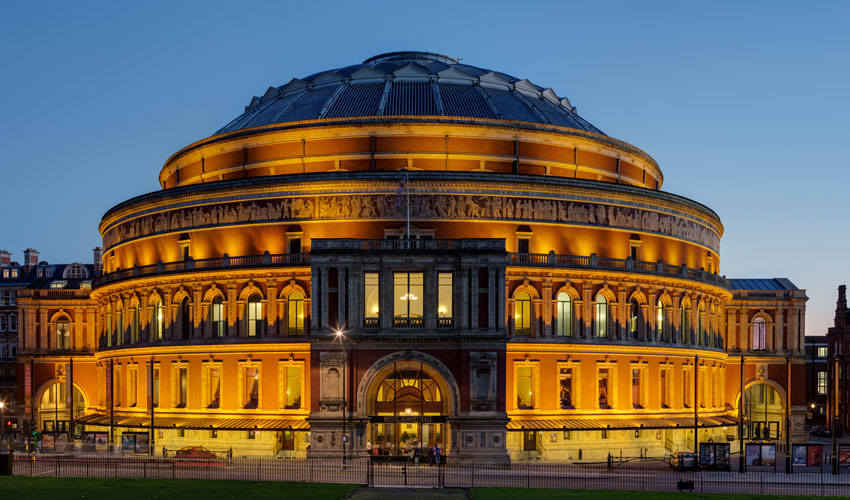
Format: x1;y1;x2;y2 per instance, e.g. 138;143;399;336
135;433;149;454
121;433;136;453
791;444;823;469
839;446;850;468
745;442;777;470
699;442;731;470
95;432;109;453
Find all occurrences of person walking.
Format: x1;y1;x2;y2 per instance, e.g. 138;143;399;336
434;444;441;466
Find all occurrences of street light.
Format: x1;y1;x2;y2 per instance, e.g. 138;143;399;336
334;329;347;467
0;401;5;449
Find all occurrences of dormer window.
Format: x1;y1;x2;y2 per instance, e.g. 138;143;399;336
80;281;92;290
50;281;67;289
178;233;191;261
10;269;18;278
629;234;641;260
516;225;533;253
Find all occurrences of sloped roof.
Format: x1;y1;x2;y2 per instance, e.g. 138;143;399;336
728;278;800;291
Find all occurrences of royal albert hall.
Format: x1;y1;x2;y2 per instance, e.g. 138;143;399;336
17;52;809;462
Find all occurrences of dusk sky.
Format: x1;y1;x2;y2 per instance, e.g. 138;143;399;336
1;1;847;337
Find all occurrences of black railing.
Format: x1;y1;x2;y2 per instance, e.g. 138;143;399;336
363;318;380;329
392;317;425;329
93;253;309;288
437;318;454;328
508;252;730;288
9;453;850;496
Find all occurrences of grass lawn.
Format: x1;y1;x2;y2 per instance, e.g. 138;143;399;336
470;488;847;500
0;477;360;500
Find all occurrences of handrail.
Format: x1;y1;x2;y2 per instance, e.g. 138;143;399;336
507;252;731;288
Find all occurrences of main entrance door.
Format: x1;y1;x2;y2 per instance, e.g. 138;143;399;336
368;365;447;457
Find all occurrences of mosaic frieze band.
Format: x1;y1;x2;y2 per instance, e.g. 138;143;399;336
102;193;721;252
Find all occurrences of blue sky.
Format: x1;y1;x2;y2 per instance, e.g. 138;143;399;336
1;0;848;336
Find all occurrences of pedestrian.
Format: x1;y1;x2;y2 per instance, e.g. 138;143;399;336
414;447;420;465
434;444;441;466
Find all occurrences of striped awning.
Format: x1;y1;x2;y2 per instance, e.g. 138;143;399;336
74;413;309;431
506;415;738;431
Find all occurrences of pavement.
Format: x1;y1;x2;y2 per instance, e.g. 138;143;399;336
346;487;469;499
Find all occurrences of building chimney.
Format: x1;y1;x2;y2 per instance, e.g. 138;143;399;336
93;247;103;274
0;250;10;267
835;285;847;328
23;248;39;271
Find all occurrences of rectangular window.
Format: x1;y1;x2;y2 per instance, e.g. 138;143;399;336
817;371;828;395
283;365;302;409
128;367;137;407
598;368;610;409
438;272;453;323
177;367;188;408
817;346;828;358
364;272;379;326
660;368;670;408
393;272;423;327
153;366;160;407
114;369;122;407
212;301;225;338
288;235;302;254
683;368;693;408
517;237;530;254
516;366;534;409
244;367;259;409
208;366;221;408
247;300;262;337
632;368;642;408
559;367;573;409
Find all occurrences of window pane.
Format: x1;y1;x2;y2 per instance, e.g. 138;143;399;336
365;273;379;319
632;369;641;408
559;367;572;408
209;367;221;408
285;366;302;409
288;291;304;335
245;367;259;408
598;368;609;408
595;294;607;338
179;367;188;407
515;291;531;336
516;367;533;409
438;273;452;318
557;292;571;337
394;272;423;319
656;300;664;339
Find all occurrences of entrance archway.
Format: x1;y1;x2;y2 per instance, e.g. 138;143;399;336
37;380;86;433
357;352;458;457
739;381;785;440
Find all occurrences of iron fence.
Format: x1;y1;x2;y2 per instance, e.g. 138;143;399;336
9;453;850;496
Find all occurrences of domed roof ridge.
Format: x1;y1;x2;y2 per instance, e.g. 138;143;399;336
215;51;605;137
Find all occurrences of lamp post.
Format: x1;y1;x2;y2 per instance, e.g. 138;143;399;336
335;329;347;467
0;401;5;447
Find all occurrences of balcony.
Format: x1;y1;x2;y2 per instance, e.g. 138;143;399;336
16;289;91;299
312;238;505;253
507;252;730;288
93;252;310;288
392;317;425;329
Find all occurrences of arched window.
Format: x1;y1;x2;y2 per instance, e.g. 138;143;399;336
753;317;766;350
656;300;666;341
514;291;532;336
698;304;706;346
246;294;263;337
56;318;70;349
152;299;163;341
131;304;140;343
595;294;608;338
179;297;191;339
680;303;691;344
116;307;124;345
211;296;225;338
288;290;304;336
556;292;572;337
629;298;640;340
106;306;112;347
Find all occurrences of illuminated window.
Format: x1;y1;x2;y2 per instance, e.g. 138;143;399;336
556;292;572;337
246;294;263;337
364;272;379;326
211;296;225;337
393;272;423;326
173;365;188;408
817;346;827;358
152;299;163;341
631;368;643;408
514;291;532;336
594;294;608;338
559;367;573;409
287;290;304;335
56;318;70;350
817;371;827;395
683;367;693;408
752;317;766;350
152;366;160;407
660;367;670;408
282;364;302;409
128;366;137;407
207;366;221;408
131;305;140;343
598;368;610;409
629;298;640;339
438;272;453;320
656;300;666;341
680;302;691;343
114;368;122;407
516;366;535;409
243;366;260;409
116;307;123;345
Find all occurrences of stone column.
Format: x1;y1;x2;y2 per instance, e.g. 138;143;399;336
39;308;49;349
74;307;84;349
193;284;203;338
267;279;278;336
776;307;785;352
542;279;553;337
86;307;96;349
226;283;237;337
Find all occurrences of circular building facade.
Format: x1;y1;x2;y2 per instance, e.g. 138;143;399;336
82;51;744;461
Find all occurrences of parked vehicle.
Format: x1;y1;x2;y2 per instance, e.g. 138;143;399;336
670;451;697;471
175;445;217;460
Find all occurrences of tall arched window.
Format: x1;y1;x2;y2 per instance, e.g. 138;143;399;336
698;304;706;345
56;318;70;349
179;297;191;339
116;307;124;345
152;299;163;341
211;296;225;338
106;306;112;347
131;304;140;343
656;300;666;341
595;294;608;338
753;317;766;350
680;302;691;344
629;298;640;340
246;294;263;337
514;291;532;336
288;290;304;336
556;292;572;337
